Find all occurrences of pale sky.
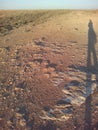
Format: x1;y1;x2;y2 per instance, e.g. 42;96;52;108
0;0;98;10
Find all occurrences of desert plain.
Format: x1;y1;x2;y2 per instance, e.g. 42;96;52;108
0;10;98;130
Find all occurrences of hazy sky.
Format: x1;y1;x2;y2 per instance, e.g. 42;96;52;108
0;0;98;10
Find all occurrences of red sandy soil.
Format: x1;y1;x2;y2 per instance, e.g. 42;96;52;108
0;10;98;130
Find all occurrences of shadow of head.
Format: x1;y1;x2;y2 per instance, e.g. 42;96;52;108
88;19;93;29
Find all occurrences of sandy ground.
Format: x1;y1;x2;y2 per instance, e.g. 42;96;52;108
0;10;98;130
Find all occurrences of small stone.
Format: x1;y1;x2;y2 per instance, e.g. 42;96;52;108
5;46;10;51
44;73;50;78
43;106;50;112
74;28;78;31
57;99;71;105
7;120;12;126
42;68;48;73
19;119;26;127
91;74;96;81
15;113;22;119
47;67;55;72
3;97;6;100
11;59;16;62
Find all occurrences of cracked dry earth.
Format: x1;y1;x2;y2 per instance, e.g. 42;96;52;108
0;10;98;130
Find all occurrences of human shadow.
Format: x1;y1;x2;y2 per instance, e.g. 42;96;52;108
84;20;98;130
87;20;97;70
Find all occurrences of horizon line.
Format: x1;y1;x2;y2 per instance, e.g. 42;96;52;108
0;8;98;11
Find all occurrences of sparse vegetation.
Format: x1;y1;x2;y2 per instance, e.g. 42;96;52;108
0;10;69;36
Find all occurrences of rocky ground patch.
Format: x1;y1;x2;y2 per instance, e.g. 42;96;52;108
0;10;98;130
